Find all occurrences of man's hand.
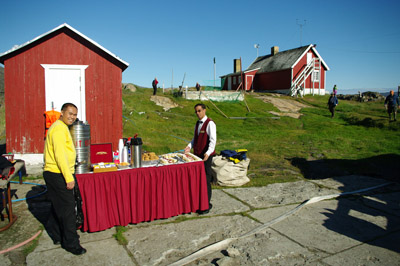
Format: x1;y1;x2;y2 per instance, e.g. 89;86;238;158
66;180;75;190
203;154;209;161
184;146;191;154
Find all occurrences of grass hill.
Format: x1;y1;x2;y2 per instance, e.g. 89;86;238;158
122;86;399;186
0;81;398;184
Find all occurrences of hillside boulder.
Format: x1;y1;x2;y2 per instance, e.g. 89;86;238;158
123;83;137;92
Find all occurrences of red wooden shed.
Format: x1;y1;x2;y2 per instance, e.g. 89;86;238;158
0;23;129;160
221;44;329;96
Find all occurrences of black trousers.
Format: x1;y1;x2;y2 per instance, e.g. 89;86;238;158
329;105;336;118
388;106;397;120
43;171;80;249
203;155;215;204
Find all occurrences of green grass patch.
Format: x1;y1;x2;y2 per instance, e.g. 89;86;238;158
113;226;128;245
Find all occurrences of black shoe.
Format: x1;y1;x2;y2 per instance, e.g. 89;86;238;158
197;203;212;215
197;209;209;215
64;245;87;255
53;240;61;245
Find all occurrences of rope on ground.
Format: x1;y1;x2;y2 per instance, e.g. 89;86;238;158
169;182;392;266
0;230;42;255
202;93;229;118
9;181;47;203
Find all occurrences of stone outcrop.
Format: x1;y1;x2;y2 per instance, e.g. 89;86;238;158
337;91;385;102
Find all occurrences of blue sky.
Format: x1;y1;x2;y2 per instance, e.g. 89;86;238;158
1;0;399;94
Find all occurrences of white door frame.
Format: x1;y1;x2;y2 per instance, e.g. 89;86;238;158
246;75;254;91
41;64;88;121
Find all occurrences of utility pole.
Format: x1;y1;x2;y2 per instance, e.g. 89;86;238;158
296;19;306;46
213;57;216;88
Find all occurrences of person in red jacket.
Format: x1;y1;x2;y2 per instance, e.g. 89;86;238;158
152;77;158;95
184;103;217;214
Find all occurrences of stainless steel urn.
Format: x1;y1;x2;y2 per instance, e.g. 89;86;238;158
70;121;91;174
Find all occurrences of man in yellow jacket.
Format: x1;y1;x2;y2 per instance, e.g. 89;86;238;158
43;103;86;255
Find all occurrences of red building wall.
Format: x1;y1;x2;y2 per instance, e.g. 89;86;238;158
253;69;292;91
3;30;123;154
292;50;326;90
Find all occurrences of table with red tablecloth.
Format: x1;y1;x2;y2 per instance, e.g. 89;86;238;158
76;161;209;232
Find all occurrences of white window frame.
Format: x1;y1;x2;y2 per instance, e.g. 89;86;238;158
312;70;320;82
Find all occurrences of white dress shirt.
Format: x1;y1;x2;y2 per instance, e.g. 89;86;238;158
187;115;217;156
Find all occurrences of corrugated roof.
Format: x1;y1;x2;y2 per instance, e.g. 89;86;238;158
0;23;129;70
246;44;329;73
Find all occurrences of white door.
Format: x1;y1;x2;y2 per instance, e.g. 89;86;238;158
42;64;88;121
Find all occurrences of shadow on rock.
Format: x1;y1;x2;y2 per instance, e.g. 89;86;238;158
291;153;400;254
26;186;52;226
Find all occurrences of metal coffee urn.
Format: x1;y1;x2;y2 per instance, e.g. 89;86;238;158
130;137;143;168
70;121;91;174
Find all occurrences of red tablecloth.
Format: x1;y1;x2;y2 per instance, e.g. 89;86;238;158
76;161;209;232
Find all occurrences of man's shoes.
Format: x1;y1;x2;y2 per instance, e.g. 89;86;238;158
64;245;87;255
197;203;213;215
53;240;61;245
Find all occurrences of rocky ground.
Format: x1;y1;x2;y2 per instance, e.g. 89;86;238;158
255;95;310;119
1;174;399;266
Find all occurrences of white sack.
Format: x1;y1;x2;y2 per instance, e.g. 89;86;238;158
211;155;250;187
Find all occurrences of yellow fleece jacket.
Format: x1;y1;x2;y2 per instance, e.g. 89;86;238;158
44;120;76;183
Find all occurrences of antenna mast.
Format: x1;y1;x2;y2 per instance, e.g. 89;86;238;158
296;19;306;46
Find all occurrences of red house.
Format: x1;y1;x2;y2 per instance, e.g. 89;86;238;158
0;24;129;162
221;45;329;96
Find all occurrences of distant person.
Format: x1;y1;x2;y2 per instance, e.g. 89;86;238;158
43;103;86;255
328;93;338;118
384;90;399;122
358;91;362;102
196;82;201;91
152;77;158;96
184;103;216;214
333;85;338;96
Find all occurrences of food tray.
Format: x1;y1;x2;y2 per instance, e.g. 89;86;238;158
159;152;202;165
142;159;159;167
93;166;118;173
116;164;131;170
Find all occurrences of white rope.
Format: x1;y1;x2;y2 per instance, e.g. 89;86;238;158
169;182;391;266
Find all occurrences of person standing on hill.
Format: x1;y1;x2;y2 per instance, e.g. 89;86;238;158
43;103;86;255
152;77;158;95
196;82;201;91
384;90;399;122
328;93;338;118
332;85;338;95
184;103;217;214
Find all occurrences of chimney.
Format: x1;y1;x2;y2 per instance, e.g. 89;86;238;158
233;59;241;73
271;46;279;56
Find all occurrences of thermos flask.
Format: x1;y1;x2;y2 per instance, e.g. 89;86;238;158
131;137;143;168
